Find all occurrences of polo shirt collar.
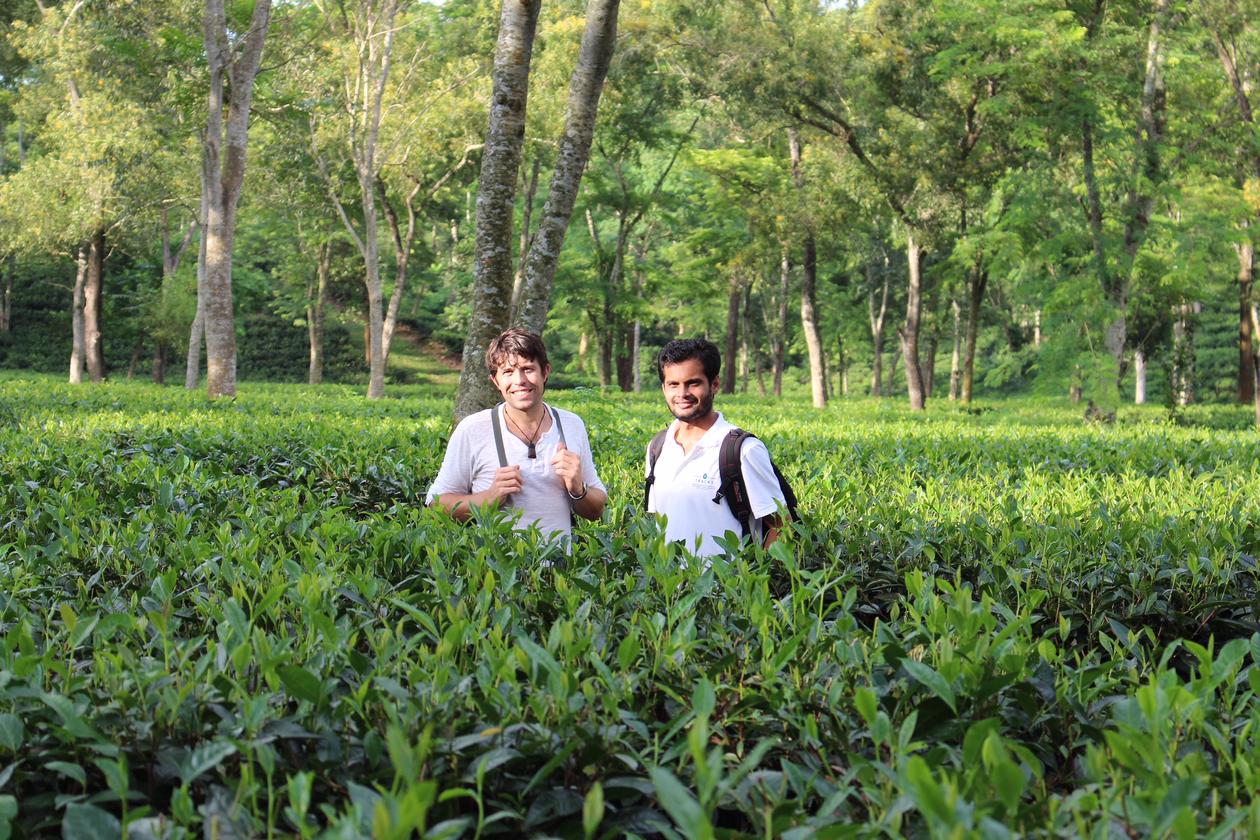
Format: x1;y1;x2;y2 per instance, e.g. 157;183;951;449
666;411;731;452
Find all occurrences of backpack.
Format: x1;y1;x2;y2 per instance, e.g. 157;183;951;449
643;426;798;542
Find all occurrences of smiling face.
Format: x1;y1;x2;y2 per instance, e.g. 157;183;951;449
491;354;550;412
661;357;717;423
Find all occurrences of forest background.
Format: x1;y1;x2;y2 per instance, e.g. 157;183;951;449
0;0;1258;418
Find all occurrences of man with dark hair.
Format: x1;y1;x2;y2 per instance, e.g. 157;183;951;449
428;329;606;541
645;338;788;556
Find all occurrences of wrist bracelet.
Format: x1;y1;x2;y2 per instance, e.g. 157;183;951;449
567;482;588;501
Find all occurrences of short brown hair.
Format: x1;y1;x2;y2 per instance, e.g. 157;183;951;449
486;328;549;374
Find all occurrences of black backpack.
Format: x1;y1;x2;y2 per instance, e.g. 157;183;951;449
643;426;798;541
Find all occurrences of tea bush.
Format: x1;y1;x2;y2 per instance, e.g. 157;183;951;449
1;374;1258;838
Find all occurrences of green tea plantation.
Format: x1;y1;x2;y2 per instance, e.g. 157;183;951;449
2;374;1259;838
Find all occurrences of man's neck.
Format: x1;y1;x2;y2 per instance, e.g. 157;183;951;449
673;410;717;450
503;401;547;428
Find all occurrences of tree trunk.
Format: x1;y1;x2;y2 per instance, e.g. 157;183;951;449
455;0;541;421
1251;304;1260;429
1110;0;1170;396
723;275;740;395
510;155;542;318
1203;18;1259;405
837;333;849;397
789;129;826;409
961;262;987;405
186;184;210;390
1239;240;1255;404
738;280;753;394
0;256;11;334
772;249;789;397
1171;302;1200;406
152;342;167;385
308;242;330;386
577;331;589;373
514;0;621;335
1134;348;1147;404
899;233;926;410
69;243;87;384
126;336;143;381
202;0;273;399
949;298;962;400
84;227;106;382
868;256;890;397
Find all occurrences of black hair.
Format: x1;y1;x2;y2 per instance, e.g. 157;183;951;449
656;338;720;383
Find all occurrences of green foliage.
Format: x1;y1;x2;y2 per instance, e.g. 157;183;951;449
1;377;1258;836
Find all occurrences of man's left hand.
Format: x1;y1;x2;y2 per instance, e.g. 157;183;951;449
551;442;584;496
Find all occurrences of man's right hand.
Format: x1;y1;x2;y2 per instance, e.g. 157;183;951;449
485;464;523;504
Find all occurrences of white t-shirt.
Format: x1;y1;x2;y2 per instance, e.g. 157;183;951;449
645;412;785;557
427;405;605;540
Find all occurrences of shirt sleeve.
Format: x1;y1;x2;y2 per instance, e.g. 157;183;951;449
569;413;606;492
740;438;786;520
425;418;475;505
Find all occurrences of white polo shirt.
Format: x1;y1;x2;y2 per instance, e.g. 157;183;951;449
427;405;605;540
645;412;784;557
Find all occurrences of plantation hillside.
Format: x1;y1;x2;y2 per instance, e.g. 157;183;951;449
2;374;1259;837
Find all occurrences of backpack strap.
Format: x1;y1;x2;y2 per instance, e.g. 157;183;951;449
550;405;566;447
643;428;669;510
490;403;508;468
714;429;755;536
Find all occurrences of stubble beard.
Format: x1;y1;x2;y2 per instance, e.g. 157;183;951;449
670;392;714;424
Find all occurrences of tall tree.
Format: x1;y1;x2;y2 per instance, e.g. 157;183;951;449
513;0;620;334
200;0;273;398
453;0;541;421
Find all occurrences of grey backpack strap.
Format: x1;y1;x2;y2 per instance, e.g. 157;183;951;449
490;403;508;467
550;405;566;447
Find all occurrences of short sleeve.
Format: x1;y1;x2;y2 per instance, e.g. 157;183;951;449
739;438;785;520
425;418;476;505
565;412;606;492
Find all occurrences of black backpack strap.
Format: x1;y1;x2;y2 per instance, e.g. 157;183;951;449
490;403;508;467
714;429;755;536
643;429;669;510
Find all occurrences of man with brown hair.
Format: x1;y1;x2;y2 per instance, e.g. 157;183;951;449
428;329;606;541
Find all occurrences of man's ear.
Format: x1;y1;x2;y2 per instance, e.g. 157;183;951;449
543;363;552;383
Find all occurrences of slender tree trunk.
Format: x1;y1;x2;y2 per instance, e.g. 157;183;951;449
888;341;900;391
84;227;106;382
0;255;12;334
1171;302;1200;406
739;281;752;394
202;0;273;399
510;155;542;318
1134;348;1147;404
949;298;962;400
515;0;621;334
69;243;87;384
1033;309;1042;347
899;233;926;410
152;343;167;385
1238;240;1255;403
789;129;826;408
1251;303;1260;428
837;333;849;397
309;242;330;385
1108;0;1170;396
577;331;589;373
869;260;889;397
186;182;210;390
723;274;740;395
455;0;541;421
126;336;143;380
773;249;789;397
961;263;987;405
